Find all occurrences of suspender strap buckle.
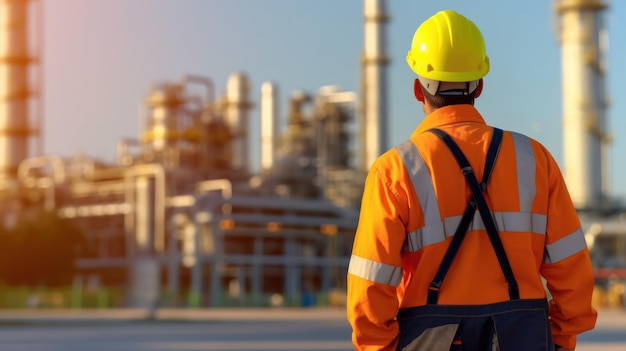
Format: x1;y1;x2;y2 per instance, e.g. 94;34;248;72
427;282;440;292
427;282;441;305
461;166;474;176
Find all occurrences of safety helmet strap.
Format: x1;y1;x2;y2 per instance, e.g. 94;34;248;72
418;76;480;96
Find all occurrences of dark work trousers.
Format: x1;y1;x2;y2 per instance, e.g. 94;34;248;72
396;298;554;351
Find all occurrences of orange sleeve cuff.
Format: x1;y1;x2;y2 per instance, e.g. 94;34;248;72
552;334;576;350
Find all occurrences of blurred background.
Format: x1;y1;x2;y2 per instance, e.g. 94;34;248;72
1;0;626;311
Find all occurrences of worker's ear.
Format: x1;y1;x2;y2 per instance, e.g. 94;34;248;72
413;79;424;103
473;78;484;98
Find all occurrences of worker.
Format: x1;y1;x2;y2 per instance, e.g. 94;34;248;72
347;9;597;351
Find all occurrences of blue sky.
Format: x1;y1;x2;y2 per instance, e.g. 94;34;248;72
43;0;626;198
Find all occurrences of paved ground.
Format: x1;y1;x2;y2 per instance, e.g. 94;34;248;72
0;308;623;350
577;308;626;351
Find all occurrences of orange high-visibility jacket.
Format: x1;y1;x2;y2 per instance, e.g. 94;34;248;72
347;105;597;350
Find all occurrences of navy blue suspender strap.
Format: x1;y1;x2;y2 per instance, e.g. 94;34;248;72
426;127;520;304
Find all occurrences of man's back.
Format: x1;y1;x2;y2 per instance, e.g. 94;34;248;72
347;104;597;349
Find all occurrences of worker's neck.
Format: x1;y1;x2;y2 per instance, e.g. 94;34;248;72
423;103;476;116
423;102;436;116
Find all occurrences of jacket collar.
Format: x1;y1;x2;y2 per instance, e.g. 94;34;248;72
412;104;487;138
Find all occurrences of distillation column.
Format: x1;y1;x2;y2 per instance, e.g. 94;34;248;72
225;72;252;172
0;0;41;182
261;82;278;172
555;0;609;209
361;0;389;171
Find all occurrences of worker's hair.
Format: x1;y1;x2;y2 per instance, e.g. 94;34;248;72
420;83;476;108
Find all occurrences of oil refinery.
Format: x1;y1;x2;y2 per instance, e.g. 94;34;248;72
1;0;625;309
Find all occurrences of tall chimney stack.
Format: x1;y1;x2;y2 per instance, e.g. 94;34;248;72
554;0;609;209
0;0;41;183
361;0;389;171
261;81;278;172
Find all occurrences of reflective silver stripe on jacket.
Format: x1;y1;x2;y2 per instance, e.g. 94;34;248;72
396;132;544;253
511;132;536;211
543;227;587;264
396;140;444;252
348;255;403;286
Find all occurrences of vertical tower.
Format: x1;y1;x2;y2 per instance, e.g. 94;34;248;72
261;82;278;172
361;0;389;171
554;0;609;209
0;0;42;182
143;83;184;155
225;72;252;172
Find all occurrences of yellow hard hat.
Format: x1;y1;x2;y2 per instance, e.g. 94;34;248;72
406;10;490;84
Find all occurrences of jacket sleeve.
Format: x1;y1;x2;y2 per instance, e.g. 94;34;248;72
539;151;597;350
347;164;408;351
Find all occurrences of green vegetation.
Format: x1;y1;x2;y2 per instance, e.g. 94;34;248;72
0;285;125;308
